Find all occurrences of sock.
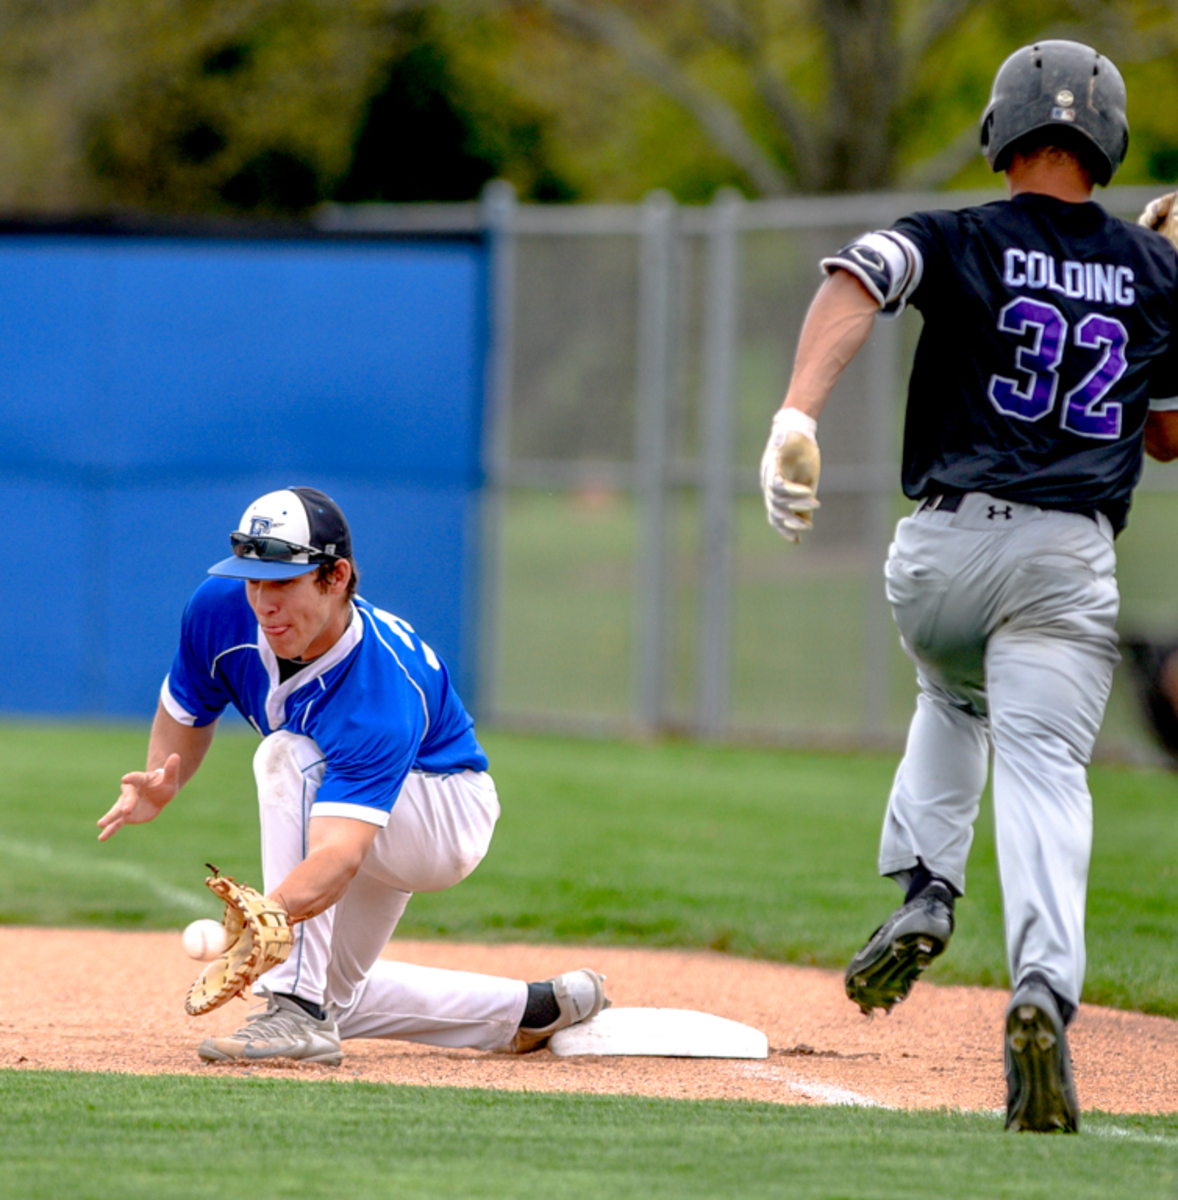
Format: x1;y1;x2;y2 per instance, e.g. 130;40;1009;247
1019;971;1076;1027
904;862;960;904
277;992;328;1022
520;982;559;1029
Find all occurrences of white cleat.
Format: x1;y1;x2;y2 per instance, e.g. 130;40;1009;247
198;993;342;1066
508;968;611;1053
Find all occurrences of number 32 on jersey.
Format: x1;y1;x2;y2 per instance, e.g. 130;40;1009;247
987;296;1128;439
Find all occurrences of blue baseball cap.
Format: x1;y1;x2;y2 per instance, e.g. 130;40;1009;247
208;487;352;580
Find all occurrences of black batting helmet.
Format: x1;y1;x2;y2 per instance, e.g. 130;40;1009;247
980;40;1128;186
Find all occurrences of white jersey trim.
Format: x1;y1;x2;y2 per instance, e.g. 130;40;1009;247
821;230;924;318
300;677;328;733
310;800;390;827
262;603;364;733
160;675;198;726
210;642;258;678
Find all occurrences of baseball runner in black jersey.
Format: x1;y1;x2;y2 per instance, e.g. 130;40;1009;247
761;41;1178;1133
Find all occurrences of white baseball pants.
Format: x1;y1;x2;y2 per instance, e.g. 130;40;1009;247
878;494;1120;1009
254;730;527;1050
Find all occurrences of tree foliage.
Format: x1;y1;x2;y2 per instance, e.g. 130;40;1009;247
486;0;1178;195
1;0;1178;214
0;0;574;215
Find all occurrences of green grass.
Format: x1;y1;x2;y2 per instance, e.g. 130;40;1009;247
3;722;1177;1194
2;722;1178;1015
496;488;922;732
3;1071;1176;1200
494;486;1178;753
0;721;259;927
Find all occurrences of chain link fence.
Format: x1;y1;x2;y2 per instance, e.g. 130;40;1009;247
322;185;1178;759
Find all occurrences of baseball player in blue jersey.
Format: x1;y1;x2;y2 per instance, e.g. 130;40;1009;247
761;41;1178;1132
98;486;608;1065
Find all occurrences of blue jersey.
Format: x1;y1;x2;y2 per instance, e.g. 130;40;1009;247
891;194;1178;532
162;577;488;825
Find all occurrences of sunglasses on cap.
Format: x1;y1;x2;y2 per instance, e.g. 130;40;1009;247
230;531;339;563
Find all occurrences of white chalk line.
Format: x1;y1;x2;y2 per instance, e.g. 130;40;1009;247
738;1071;1178;1134
979;1111;1178;1139
1088;1123;1178;1145
0;835;209;915
738;1061;892;1108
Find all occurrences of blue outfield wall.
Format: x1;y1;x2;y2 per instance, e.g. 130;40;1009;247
0;230;489;719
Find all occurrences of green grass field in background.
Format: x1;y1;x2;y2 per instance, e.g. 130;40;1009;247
496;487;1178;753
4;1071;1176;1200
3;721;1177;1015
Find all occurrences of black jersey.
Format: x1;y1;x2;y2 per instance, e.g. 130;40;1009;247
891;192;1178;532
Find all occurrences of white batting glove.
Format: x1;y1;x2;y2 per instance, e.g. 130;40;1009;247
760;407;821;543
1139;192;1175;232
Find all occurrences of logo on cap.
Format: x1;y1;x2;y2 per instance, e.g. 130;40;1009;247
1055;89;1074;106
249;517;274;535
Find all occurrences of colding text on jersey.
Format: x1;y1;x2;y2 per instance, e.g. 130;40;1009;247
1003;248;1134;306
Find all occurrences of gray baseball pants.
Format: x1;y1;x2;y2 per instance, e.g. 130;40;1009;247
878;493;1120;1009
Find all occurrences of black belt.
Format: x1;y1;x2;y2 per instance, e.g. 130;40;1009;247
919;493;1102;524
920;493;964;513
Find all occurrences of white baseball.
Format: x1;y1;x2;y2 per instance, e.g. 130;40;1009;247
182;918;229;961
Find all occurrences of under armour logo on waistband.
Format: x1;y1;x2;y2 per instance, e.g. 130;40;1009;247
987;505;1014;521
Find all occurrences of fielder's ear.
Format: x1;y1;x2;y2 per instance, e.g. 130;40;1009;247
326;559;352;594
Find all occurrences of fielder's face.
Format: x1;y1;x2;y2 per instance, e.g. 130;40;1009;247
244;569;349;662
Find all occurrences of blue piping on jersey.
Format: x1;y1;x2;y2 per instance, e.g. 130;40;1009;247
360;607;431;738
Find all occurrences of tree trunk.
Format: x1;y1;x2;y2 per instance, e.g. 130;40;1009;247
815;0;900;190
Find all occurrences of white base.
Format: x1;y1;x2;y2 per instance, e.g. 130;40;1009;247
549;1007;768;1059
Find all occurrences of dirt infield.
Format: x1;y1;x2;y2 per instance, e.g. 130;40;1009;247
2;927;1175;1113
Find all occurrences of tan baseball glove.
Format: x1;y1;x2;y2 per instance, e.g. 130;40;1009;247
185;865;294;1016
1139;192;1178;247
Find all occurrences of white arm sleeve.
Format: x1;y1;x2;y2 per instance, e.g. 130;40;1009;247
820;230;924;318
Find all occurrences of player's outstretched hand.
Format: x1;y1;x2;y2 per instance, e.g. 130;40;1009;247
760;407;821;543
1139;192;1177;240
97;753;181;841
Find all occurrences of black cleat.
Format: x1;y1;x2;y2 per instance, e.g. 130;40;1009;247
845;882;954;1015
1004;977;1079;1134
